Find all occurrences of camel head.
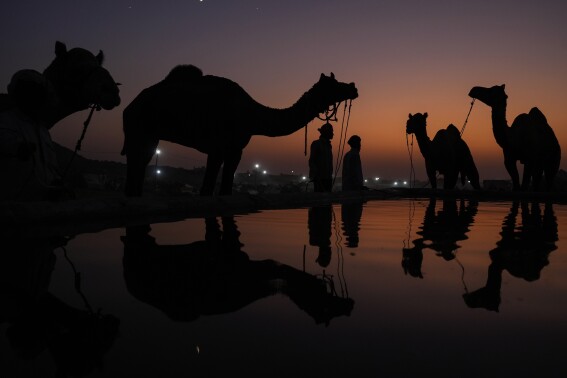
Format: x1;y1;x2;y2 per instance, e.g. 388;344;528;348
306;73;358;115
406;112;428;135
468;84;507;108
43;41;121;112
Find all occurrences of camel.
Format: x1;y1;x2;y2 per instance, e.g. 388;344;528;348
121;217;354;325
463;200;557;312
121;65;358;196
402;197;478;278
1;41;121;128
468;84;561;191
406;112;481;190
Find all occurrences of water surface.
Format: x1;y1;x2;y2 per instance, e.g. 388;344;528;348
2;199;566;377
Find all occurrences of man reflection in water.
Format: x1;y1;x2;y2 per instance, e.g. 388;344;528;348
463;201;558;312
1;236;120;377
308;205;333;267
341;201;364;249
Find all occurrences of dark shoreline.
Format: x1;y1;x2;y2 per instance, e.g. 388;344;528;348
2;188;566;238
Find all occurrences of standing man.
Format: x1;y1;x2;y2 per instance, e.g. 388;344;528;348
0;70;61;200
342;135;366;191
309;122;334;192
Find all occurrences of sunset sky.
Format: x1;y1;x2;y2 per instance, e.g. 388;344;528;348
2;0;566;182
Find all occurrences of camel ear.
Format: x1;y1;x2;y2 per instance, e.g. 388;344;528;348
408;113;412;118
96;50;105;65
424;112;428;118
330;72;335;79
320;73;325;80
500;84;505;89
55;41;67;57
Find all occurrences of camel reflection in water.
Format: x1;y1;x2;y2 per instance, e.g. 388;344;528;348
402;197;479;278
121;216;354;326
463;201;558;312
0;236;120;378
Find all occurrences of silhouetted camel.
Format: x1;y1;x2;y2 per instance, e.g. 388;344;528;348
402;197;478;278
468;84;561;191
463;200;558;312
121;217;354;326
121;66;358;196
1;41;121;129
406;112;481;190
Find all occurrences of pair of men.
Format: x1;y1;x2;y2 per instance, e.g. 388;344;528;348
308;122;365;192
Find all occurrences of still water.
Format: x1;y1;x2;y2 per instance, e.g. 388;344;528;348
2;198;566;378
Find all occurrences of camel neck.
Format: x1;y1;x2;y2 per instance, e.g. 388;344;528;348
251;94;323;137
491;105;509;148
412;128;432;158
45;104;86;130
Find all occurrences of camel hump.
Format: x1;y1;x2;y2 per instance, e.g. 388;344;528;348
529;107;547;123
164;64;203;83
446;124;461;138
528;107;553;130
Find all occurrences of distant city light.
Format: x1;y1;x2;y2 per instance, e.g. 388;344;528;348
254;164;260;169
374;177;380;181
403;181;407;185
156;149;161;155
156;169;161;175
394;181;398;186
302;176;307;180
262;170;267;174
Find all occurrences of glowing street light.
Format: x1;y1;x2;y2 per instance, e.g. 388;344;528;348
154;148;161;191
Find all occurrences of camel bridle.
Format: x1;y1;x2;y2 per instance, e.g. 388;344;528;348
61;103;101;179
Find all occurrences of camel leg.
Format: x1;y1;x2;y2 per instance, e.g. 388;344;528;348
444;172;458;190
219;150;242;195
467;165;481;190
125;141;157;197
531;165;544;191
544;154;561;191
521;164;533;191
504;156;520;190
200;154;223;196
426;163;437;189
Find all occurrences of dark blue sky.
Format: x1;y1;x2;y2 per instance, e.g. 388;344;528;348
2;0;566;180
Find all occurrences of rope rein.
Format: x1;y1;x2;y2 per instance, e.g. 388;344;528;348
460;98;475;136
406;133;416;188
62;104;100;179
333;100;352;186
